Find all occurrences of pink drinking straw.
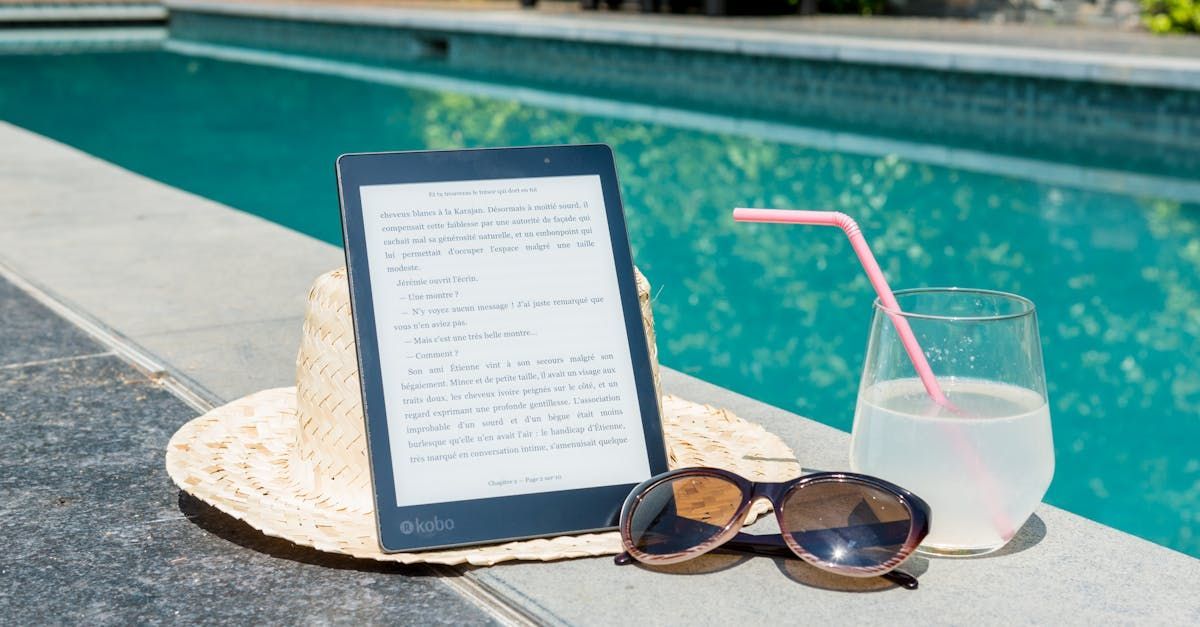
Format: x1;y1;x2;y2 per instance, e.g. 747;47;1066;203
733;207;1016;542
732;208;950;407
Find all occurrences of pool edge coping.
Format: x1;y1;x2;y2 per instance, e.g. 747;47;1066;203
163;38;1200;207
164;0;1200;92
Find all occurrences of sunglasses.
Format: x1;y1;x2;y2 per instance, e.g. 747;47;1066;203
615;467;931;589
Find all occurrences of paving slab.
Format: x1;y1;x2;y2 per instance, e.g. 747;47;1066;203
2;121;1199;623
136;315;306;401
0;121;343;400
0;278;494;625
0;276;103;368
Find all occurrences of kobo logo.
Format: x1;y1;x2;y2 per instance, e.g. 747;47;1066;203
399;515;455;535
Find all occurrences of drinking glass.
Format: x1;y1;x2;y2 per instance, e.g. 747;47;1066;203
849;288;1054;557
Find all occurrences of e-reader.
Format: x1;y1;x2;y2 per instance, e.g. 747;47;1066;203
336;144;668;552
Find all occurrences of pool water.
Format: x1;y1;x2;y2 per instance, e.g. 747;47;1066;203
2;45;1197;557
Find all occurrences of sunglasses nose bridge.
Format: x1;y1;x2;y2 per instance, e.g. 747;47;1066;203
749;482;793;533
750;481;792;507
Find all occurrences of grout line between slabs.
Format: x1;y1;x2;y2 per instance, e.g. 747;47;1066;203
0;351;115;371
427;565;547;627
0;259;219;413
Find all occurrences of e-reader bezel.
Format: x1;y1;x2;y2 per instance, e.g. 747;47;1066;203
336;144;669;553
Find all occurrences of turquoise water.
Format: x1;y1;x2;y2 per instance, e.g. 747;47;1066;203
1;47;1197;557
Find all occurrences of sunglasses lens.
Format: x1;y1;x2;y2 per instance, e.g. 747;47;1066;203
626;473;744;557
780;481;913;571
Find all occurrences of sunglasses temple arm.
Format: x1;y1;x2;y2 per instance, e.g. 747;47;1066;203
881;570;919;590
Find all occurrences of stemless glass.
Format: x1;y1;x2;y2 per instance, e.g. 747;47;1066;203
849;288;1054;557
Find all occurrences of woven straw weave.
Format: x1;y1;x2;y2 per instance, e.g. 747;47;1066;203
165;268;799;565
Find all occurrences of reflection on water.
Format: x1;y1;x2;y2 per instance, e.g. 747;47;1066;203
0;49;1197;557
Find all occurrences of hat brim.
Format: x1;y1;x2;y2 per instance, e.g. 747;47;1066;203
166;388;800;566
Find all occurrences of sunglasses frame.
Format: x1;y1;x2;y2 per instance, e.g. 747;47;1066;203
618;467;931;578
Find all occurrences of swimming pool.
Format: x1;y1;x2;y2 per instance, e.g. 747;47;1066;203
1;39;1197;558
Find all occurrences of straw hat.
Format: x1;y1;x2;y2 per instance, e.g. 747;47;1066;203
166;268;800;566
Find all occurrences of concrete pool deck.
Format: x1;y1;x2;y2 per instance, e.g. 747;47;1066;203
3;122;1200;623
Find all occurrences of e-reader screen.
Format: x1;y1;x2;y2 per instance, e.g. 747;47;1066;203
337;145;667;552
359;174;649;506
